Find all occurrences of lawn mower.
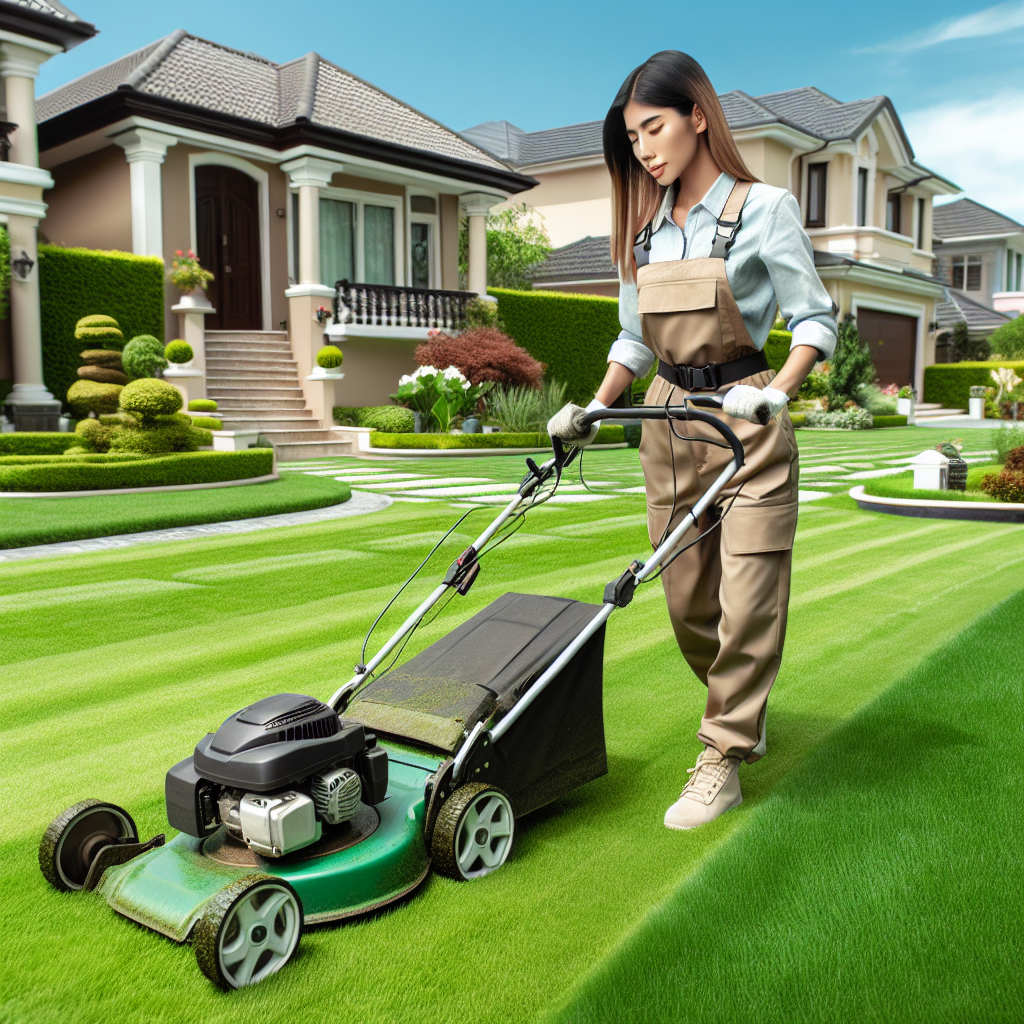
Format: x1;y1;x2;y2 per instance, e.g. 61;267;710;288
38;398;745;989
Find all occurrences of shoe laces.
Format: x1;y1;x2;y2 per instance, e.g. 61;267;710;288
681;748;737;801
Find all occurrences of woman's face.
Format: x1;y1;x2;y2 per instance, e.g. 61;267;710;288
623;100;706;186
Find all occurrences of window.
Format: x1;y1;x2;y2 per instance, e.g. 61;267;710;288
409;194;439;289
410;223;432;288
857;168;869;227
806;163;827;227
886;192;901;234
951;255;982;291
362;205;395;285
320;198;355;286
1009;251;1023;292
916;197;926;250
1017;252;1022;291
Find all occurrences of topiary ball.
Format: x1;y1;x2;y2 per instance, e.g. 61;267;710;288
122;335;169;380
164;339;194;364
79;350;124;370
189;415;222;430
119;378;183;421
66;379;124;417
188;399;218;412
76;365;129;386
75;314;124;349
73;417;114;453
317;345;344;369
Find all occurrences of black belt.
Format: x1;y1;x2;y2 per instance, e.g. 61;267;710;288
657;350;769;392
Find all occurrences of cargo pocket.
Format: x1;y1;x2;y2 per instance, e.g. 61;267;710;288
721;502;798;555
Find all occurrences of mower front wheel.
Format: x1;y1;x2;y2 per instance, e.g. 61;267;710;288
193;875;303;990
39;799;138;892
431;783;515;880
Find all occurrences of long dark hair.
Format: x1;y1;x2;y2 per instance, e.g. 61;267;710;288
604;50;758;281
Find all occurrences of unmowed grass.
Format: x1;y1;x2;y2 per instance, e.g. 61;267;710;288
0;474;351;548
550;592;1023;1024
0;434;1020;1023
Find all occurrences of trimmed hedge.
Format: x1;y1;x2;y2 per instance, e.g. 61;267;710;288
369;425;625;450
39;246;164;408
490;288;620;406
764;330;792;373
0;449;273;492
789;413;806;428
190;416;223;430
334;405;415;433
923;361;1024;410
0;453;147;465
873;415;909;428
0;433;89;455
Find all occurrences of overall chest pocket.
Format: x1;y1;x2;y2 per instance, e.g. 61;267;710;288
638;279;722;366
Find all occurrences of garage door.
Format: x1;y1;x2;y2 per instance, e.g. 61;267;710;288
856;308;917;388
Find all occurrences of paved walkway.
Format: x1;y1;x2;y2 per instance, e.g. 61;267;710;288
0;490;392;563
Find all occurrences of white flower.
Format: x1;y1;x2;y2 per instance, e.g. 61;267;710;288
442;365;465;380
398;374;414;387
415;365;439;379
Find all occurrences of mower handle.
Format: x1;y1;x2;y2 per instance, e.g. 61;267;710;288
575;399;744;471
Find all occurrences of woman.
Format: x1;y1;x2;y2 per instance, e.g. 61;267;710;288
547;51;837;829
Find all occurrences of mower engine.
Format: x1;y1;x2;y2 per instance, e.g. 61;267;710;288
165;693;387;858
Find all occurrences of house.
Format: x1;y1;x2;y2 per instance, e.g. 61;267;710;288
932;289;1011;361
932;197;1024;317
0;0;96;431
28;29;535;454
463;87;962;394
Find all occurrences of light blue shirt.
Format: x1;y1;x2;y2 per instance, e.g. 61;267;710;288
609;171;837;377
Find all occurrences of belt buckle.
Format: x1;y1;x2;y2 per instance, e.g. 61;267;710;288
687;364;719;392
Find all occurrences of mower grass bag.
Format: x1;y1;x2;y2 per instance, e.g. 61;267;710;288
348;593;608;816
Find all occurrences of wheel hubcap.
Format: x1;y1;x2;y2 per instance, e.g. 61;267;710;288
218;884;299;988
55;807;134;890
456;792;513;880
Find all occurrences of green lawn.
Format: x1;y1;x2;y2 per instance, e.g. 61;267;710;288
0;473;351;548
0;429;1020;1023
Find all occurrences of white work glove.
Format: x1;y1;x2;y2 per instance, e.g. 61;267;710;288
547;399;603;446
722;384;788;425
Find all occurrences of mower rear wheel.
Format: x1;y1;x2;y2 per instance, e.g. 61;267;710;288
39;799;138;892
431;783;514;880
193;874;303;990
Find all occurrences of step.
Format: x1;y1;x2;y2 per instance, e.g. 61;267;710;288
205;331;290;341
218;417;318;431
274;439;354;462
211;398;309;410
207;368;300;381
205;343;295;357
914;407;966;419
256;428;342;443
206;358;298;371
207;383;305;395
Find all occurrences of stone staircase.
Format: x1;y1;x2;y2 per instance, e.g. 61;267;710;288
204;331;352;461
914;402;967;422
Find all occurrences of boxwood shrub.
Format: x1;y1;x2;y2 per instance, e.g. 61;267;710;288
489;288;620;406
872;414;909;428
189;416;223;430
0;450;273;492
0;432;90;455
40;247;164;408
923;361;1024;410
333;406;415;432
369;425;625;449
188;399;218;412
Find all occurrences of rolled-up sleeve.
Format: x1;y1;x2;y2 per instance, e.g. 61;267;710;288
760;192;837;360
607;277;656;377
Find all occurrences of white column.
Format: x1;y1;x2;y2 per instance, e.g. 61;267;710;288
460;192;503;296
0;42;59;419
281;156;340;286
114;129;177;257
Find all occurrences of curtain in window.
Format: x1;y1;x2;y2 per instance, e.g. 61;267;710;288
364;204;395;285
320;198;355;286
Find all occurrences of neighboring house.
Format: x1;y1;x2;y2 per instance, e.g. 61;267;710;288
0;0;96;430
30;29;534;449
463;87;961;394
932;290;1011;362
932;197;1024;317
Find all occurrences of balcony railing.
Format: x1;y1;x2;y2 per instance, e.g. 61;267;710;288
334;280;476;332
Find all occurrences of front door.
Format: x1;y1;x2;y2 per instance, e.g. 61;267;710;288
195;166;262;330
856;308;917;388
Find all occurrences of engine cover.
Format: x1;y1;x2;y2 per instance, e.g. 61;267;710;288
239;790;321;857
193;693;368;792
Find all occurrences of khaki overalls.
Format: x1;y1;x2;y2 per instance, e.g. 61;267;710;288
637;180;799;763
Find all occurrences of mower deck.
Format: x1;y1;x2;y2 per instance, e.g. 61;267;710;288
96;747;441;940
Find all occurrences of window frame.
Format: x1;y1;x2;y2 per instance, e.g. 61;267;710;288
289;184;405;287
886;192;901;235
805;163;828;228
951;254;983;292
857;167;869;227
916;196;926;250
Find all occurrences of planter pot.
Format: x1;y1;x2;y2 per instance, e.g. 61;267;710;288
896;397;913;415
969;397;986;420
482;425;501;434
462;417;482;434
167;358;195;371
176;287;213;310
306;368;345;381
57;415;73;433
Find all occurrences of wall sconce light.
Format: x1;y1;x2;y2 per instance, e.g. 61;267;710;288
11;250;34;280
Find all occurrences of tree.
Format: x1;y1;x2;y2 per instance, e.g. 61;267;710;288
827;316;876;410
987;314;1024;359
459;203;552;291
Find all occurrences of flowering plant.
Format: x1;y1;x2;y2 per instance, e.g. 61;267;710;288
881;383;899;397
315;305;332;327
168;250;214;292
897;385;916;399
991;366;1023;402
391;365;492;432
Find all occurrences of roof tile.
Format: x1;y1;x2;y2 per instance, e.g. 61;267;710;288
933;198;1024;240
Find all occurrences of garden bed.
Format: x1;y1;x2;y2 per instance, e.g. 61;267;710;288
0;450;273;493
369;425;626;451
0;473;351;548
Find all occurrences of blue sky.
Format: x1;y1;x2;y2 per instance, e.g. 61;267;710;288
39;0;1024;219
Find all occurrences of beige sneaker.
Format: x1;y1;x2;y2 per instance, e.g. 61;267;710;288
664;746;743;830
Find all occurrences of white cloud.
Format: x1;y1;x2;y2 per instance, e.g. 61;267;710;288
854;1;1024;54
902;92;1024;222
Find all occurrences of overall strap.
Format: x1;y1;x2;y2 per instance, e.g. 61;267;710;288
709;180;753;260
633;222;653;270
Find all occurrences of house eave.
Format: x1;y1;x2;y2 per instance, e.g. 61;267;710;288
0;2;97;52
38;90;538;194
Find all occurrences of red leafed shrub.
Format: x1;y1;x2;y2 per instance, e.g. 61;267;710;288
1003;444;1024;472
980;468;1024;503
414;328;544;389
